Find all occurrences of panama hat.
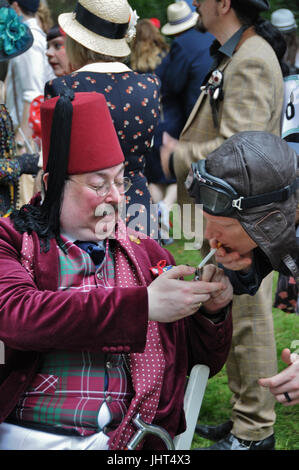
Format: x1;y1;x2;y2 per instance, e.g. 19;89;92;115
271;9;297;33
58;0;131;58
161;1;198;36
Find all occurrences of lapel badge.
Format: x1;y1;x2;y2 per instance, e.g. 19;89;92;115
129;234;141;244
201;69;223;101
210;69;223;87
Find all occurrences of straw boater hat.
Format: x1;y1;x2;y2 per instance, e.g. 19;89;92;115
161;1;198;36
58;0;131;58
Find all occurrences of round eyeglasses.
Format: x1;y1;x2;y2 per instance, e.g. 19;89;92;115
69;176;132;197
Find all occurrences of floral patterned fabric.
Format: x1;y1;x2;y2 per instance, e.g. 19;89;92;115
45;68;161;238
273;272;299;314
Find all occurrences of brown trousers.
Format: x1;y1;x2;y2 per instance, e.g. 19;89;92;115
228;273;277;440
201;236;277;440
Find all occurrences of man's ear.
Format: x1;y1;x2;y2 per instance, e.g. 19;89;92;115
218;0;232;15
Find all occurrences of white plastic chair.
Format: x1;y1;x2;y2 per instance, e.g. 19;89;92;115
174;364;210;450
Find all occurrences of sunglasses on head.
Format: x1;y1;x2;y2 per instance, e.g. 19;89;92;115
185;160;299;217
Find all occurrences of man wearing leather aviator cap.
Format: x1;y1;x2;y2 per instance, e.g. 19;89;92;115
161;0;287;451
186;132;299;280
187;131;299;446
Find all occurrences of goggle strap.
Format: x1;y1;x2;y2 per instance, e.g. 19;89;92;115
235;178;299;210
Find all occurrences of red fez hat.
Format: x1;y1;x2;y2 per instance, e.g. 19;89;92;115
41;92;124;174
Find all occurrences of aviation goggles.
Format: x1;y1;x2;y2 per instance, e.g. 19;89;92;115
185;159;299;216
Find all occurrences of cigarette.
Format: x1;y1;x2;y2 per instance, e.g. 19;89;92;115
197;242;222;269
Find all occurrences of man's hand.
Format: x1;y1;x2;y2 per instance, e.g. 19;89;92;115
200;264;233;313
147;264;230;323
259;349;299;406
209;238;253;272
160;132;178;179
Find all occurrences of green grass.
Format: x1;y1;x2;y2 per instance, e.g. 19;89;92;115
165;239;299;450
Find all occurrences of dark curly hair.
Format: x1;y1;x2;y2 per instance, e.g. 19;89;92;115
11;89;75;252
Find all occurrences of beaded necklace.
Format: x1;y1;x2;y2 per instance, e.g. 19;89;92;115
0;104;16;158
0;104;17;217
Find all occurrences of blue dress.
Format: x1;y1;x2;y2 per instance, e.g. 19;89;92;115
45;63;161;237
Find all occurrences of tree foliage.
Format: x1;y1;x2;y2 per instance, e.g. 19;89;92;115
47;0;76;22
47;0;298;31
128;0;173;26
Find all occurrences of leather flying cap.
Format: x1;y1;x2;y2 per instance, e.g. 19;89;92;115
205;131;298;272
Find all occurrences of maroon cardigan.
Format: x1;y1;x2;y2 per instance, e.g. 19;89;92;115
0;216;232;444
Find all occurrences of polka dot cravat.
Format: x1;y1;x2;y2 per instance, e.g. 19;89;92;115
108;221;166;450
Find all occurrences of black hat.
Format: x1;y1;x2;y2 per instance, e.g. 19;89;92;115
0;0;33;61
236;0;270;12
17;0;40;13
46;24;63;43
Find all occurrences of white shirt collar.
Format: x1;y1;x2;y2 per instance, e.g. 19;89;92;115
75;62;132;74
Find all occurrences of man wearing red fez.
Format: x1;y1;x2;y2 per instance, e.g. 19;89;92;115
0;91;233;450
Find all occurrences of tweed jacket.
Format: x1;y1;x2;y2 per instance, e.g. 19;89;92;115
173;32;284;207
0;215;232;444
